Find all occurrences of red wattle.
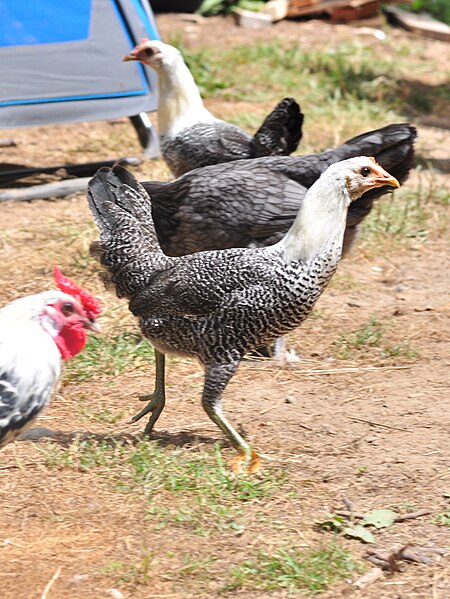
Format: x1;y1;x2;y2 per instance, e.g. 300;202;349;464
54;324;87;360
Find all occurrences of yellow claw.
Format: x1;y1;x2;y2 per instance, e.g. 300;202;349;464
230;449;262;474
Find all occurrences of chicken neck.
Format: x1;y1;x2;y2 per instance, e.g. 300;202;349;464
278;174;350;265
157;62;216;138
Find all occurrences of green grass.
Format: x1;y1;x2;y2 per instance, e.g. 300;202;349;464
37;437;128;472
198;0;265;17
38;440;288;536
332;316;418;361
77;399;125;424
101;551;155;585
135;443;288;536
181;40;399;109
225;543;360;593
63;330;154;382
381;342;418;360
101;541;360;594
360;172;450;249
174;38;447;132
101;541;359;593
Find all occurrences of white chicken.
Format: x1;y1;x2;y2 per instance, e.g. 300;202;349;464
0;267;101;448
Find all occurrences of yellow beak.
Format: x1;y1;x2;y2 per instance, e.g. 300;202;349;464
375;174;400;188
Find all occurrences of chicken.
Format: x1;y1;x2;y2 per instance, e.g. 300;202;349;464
0;268;101;448
142;123;416;258
123;39;303;176
87;159;399;471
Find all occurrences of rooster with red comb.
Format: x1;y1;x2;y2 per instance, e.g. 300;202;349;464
0;268;101;448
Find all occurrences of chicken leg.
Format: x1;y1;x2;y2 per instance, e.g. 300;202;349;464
131;349;166;435
202;361;261;473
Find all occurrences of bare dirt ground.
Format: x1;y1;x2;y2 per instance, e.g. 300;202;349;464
0;12;449;599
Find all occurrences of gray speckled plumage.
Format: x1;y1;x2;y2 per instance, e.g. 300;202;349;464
87;159;399;458
145;124;416;258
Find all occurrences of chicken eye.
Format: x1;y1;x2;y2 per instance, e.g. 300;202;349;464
361;166;372;177
62;302;75;316
144;48;155;58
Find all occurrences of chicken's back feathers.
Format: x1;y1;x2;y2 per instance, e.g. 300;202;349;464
144;123;416;256
162;98;303;176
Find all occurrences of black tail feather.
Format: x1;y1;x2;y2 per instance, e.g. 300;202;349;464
251;97;304;157
87;165;161;250
87;166;170;299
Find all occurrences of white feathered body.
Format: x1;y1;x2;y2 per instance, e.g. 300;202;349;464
0;293;64;447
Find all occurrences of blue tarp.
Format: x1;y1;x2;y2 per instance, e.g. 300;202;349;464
0;0;159;127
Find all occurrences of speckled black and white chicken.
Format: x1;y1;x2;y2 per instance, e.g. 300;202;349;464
123;39;303;176
87;159;399;471
0;268;101;449
141;123;415;258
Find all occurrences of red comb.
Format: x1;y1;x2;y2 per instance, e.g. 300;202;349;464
53;266;102;318
139;37;150;45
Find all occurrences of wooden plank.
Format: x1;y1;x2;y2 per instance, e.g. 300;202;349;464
233;7;273;28
0;178;89;202
262;0;290;22
384;6;450;42
288;0;371;18
330;1;381;21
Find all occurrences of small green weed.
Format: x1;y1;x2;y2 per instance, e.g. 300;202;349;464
317;508;397;545
333;317;384;360
382;342;418;360
101;550;154;585
225;543;359;593
433;512;450;527
169;553;218;580
333;317;418;361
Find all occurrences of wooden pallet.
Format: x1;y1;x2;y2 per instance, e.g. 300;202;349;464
287;0;396;19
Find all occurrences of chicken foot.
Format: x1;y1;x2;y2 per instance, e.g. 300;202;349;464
131;349;166;435
202;360;261;473
252;335;300;364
